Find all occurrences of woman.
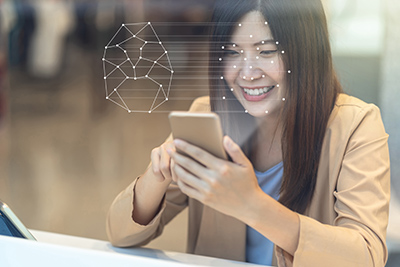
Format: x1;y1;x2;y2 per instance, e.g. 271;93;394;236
106;0;390;266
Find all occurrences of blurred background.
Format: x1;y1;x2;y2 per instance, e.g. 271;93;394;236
0;0;399;265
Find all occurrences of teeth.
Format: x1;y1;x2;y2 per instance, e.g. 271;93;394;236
243;86;274;96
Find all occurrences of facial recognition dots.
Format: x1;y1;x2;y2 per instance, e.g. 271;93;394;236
103;22;173;113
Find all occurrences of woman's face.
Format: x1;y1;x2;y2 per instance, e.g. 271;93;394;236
222;11;287;118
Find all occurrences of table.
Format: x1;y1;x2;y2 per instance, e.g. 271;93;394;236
0;230;269;266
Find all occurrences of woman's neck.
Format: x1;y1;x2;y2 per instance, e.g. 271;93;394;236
250;117;283;172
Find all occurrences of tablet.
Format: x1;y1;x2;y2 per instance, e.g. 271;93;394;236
0;201;36;240
168;111;228;160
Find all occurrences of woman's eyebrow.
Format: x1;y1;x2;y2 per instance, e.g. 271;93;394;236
224;39;276;48
253;39;276;46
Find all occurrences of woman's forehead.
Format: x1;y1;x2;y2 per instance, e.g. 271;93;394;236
230;11;273;44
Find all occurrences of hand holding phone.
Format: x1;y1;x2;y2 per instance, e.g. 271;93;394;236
168;111;228;160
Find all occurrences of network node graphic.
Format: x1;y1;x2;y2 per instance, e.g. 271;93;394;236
102;22;173;113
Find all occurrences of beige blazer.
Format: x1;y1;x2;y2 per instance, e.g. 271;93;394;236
106;94;390;267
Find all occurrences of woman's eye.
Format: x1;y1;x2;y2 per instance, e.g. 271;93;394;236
224;50;240;57
260;50;278;56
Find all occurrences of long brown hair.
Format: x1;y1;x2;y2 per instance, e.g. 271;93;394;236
208;0;342;214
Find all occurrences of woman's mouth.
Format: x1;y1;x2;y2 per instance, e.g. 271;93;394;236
241;86;275;101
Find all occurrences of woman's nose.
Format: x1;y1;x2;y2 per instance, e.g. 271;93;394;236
239;57;263;81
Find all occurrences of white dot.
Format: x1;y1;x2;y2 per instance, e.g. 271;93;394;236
148;110;152;113
124;50;127;53
114;88;117;91
231;88;234;91
145;75;148;77
148;22;151;24
220;76;224;79
223;96;226;100
244;58;247;61
122;23;125;26
159;41;162;44
106;96;109;99
127;76;130;79
245;110;248;113
165;51;168;54
277;84;280;87
154;61;157;63
103;77;106;79
265;110;269;114
171;70;174;73
265;22;268;25
105;46;108;49
133;35;136;37
219;58;222;61
116;44;119;47
117;65;120;68
133;66;135;69
222;46;225;49
140;47;142;50
288;70;291;73
233;44;236;47
256;56;259;59
145;41;148;44
276;41;279;45
262;41;265;44
250;35;253;38
251;77;254;80
257;47;260;50
241;50;244;53
281;51;285;54
282;98;286;101
102;58;105;61
239;23;242;27
128;110;132;113
271;60;274;64
127;58;130;60
166;98;169;101
249;66;253;69
243;76;246;79
233;65;237;68
134;77;137;80
262;75;265;78
139;56;142;59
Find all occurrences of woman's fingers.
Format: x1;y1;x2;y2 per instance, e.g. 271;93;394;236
173;139;220;169
150;143;175;182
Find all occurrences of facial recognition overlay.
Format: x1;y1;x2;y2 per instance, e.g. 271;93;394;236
103;22;174;113
102;19;288;114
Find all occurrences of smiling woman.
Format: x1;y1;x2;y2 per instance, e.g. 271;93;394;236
106;1;390;266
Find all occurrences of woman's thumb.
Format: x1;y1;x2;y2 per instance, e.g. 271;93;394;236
223;136;248;166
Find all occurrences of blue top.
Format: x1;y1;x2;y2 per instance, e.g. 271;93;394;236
246;162;283;265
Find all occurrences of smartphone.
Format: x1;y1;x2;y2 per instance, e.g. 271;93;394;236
0;201;36;240
168;111;228;160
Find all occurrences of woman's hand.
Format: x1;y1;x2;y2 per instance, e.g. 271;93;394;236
149;141;178;184
168;135;262;219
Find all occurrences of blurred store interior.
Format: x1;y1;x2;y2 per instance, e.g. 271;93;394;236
0;0;399;265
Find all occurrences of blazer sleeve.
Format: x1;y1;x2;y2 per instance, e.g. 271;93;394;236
277;103;390;267
106;96;210;247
